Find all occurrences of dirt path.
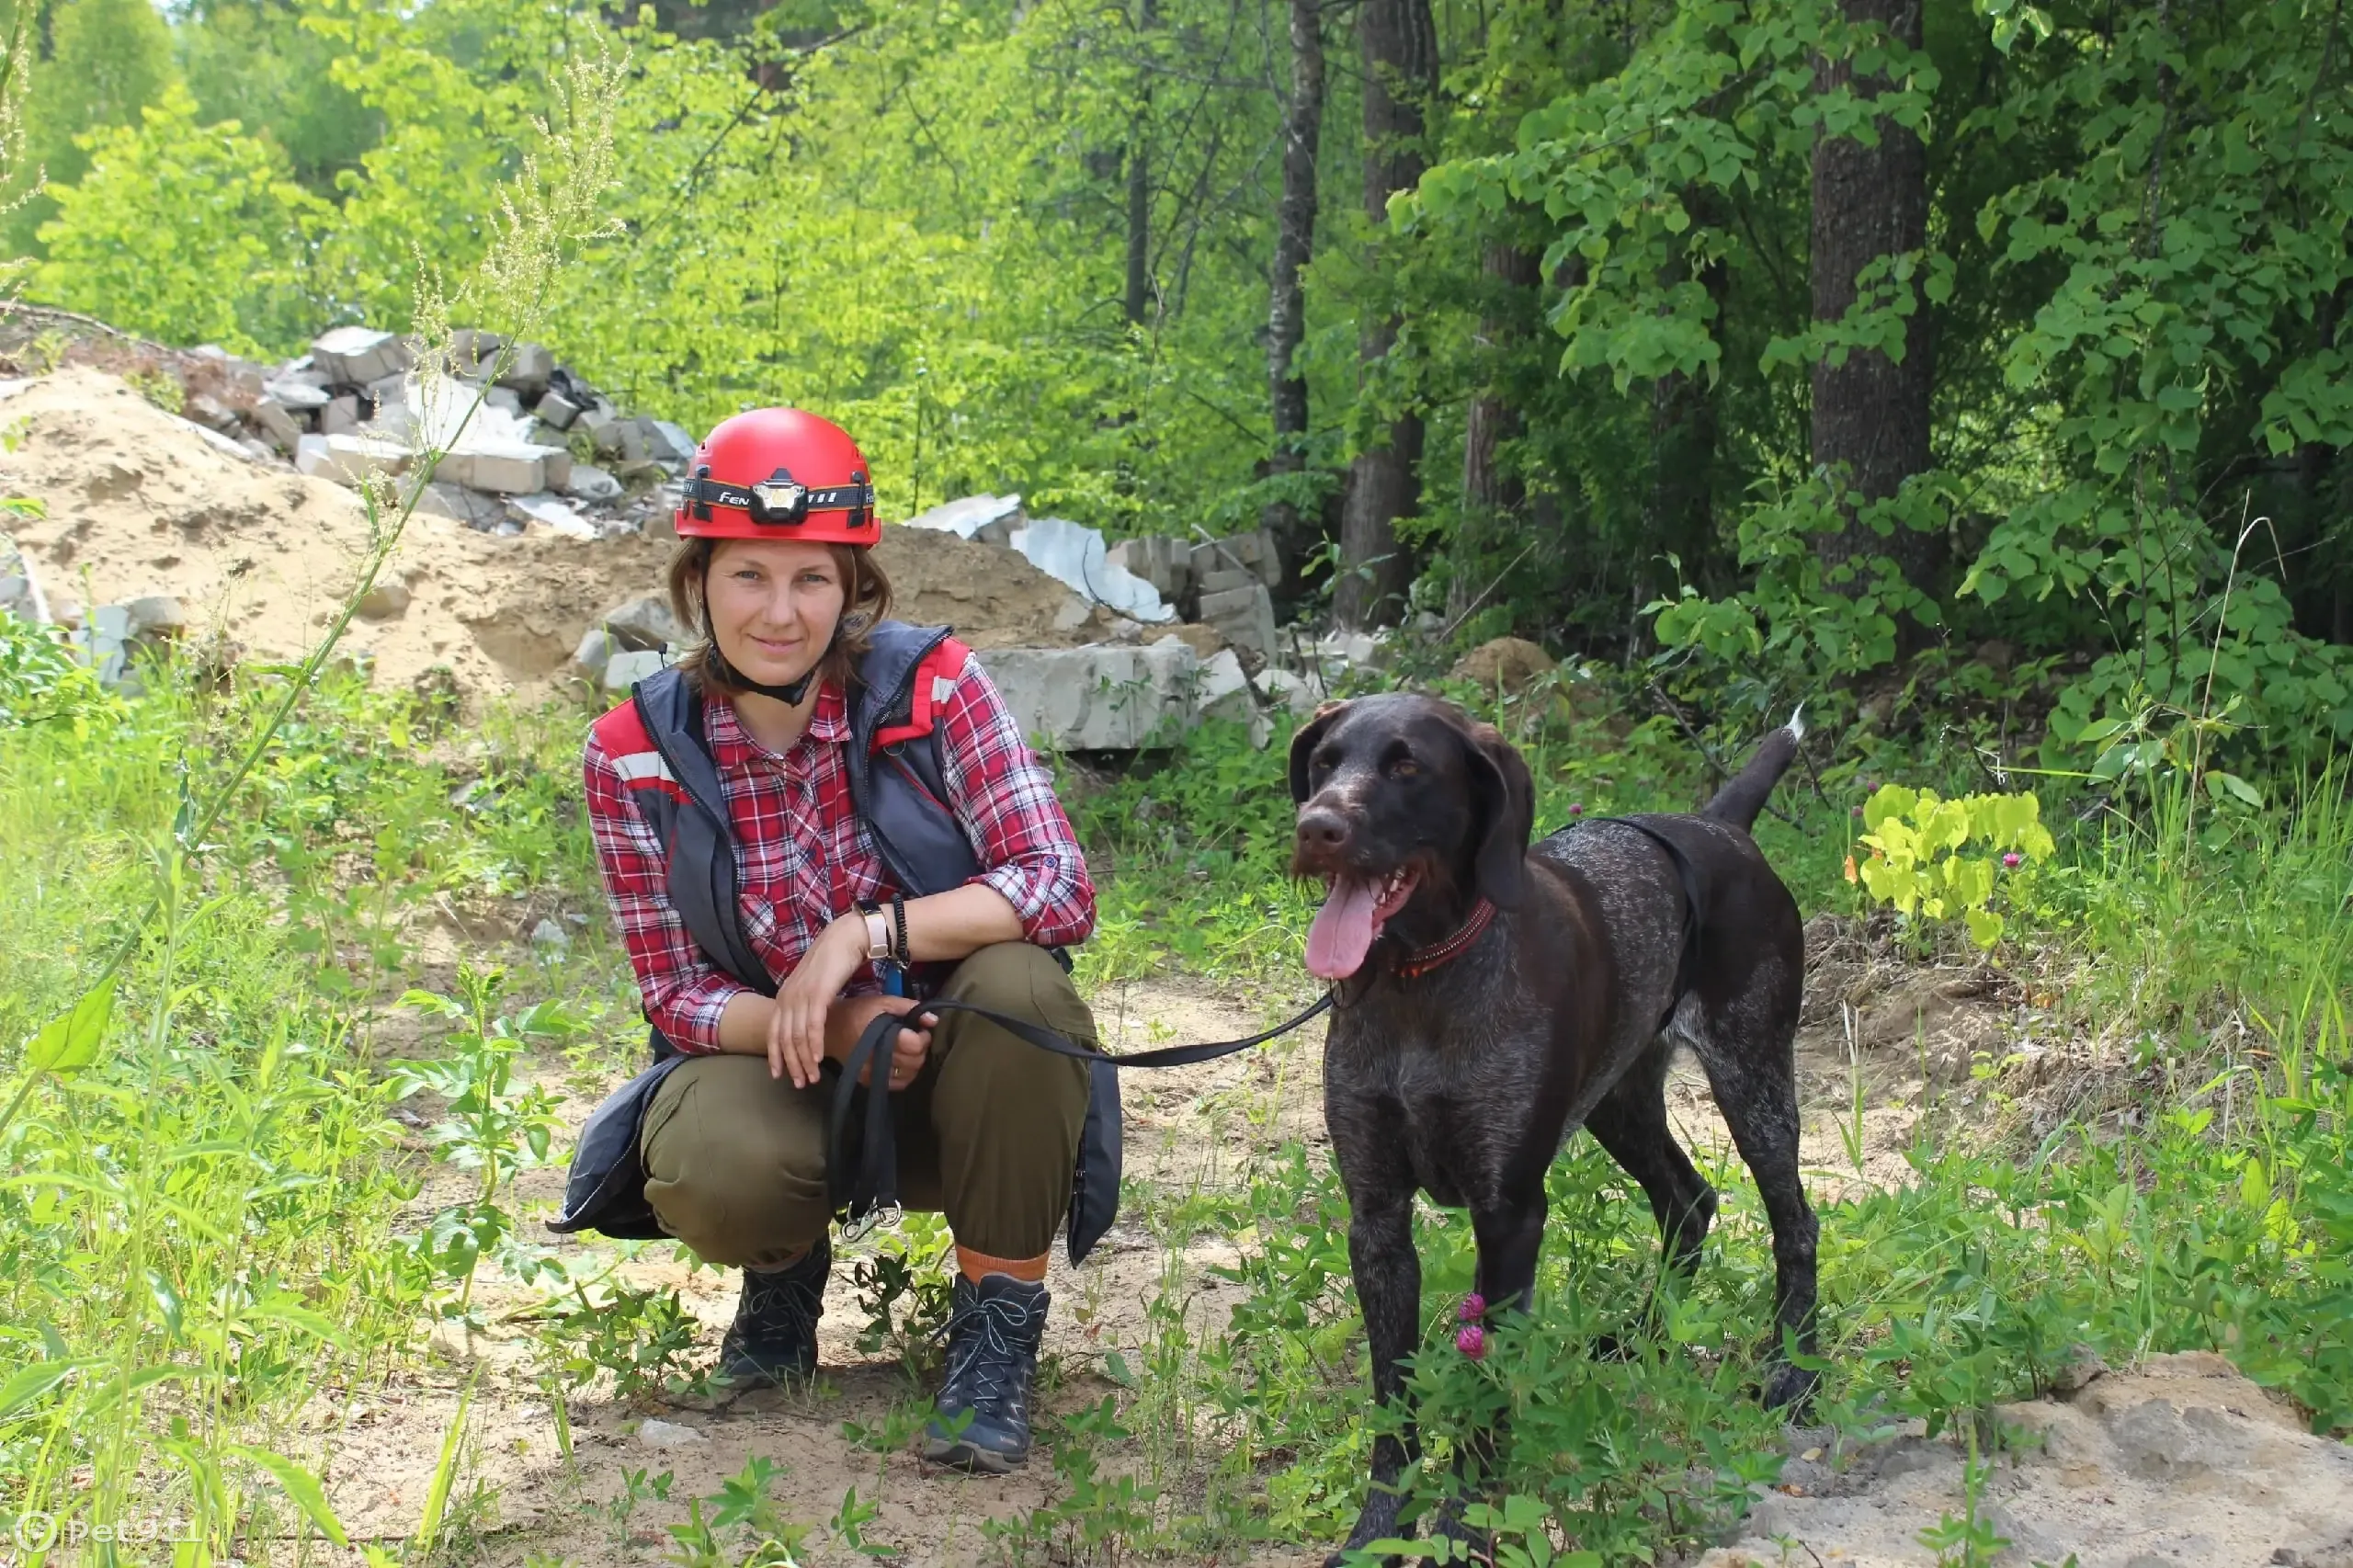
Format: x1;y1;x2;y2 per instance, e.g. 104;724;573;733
313;941;2346;1567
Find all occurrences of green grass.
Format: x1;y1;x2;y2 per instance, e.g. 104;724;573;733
1;621;2346;1565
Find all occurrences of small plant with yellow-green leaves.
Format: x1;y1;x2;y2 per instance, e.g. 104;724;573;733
1850;785;2056;949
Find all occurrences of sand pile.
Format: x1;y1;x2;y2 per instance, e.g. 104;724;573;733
870;521;1098;651
0;369;1107;706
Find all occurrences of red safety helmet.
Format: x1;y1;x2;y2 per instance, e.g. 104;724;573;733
674;407;881;545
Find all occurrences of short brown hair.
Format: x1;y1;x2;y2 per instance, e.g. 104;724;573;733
665;537;894;699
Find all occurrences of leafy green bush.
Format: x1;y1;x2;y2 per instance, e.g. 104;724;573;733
35;85;328;355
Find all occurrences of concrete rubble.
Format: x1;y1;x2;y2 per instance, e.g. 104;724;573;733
192;324;697;541
64;594;185;691
15;313;1390;733
0;530;49;625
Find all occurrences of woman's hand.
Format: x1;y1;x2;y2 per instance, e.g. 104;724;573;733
830;994;937;1090
767;915;870;1087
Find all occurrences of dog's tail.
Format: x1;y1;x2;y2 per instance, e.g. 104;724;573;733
1701;707;1806;832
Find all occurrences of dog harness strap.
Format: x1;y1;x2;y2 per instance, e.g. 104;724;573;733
1391;898;1497;979
1570;814;1707;1014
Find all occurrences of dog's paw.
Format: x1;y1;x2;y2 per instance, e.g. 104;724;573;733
1761;1360;1819;1415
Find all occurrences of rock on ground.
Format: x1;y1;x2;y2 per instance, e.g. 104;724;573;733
1450;634;1555;694
1701;1353;2353;1568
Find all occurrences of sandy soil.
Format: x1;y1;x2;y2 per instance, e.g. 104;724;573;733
0;368;1114;713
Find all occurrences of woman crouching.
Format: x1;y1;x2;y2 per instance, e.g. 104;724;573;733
573;407;1100;1474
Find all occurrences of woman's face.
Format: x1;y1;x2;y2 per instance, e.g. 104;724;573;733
704;539;846;690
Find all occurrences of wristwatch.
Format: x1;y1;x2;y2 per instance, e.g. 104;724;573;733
855;901;892;961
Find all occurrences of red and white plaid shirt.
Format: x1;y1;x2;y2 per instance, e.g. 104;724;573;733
583;657;1096;1053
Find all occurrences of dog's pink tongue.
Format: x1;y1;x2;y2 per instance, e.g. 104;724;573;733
1307;876;1381;980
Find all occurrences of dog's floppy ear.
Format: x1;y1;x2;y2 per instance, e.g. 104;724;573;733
1462;720;1535;909
1287;700;1350;804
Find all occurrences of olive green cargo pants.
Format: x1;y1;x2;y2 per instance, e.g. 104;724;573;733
638;941;1097;1267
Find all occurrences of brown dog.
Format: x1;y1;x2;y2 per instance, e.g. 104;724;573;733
1290;694;1818;1562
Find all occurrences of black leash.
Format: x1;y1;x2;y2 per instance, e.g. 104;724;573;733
828;990;1335;1229
829;816;1703;1226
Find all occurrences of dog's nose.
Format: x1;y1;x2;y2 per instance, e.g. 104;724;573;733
1295;809;1349;855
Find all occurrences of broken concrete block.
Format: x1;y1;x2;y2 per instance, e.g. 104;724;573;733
264;378;328;411
538;447;572;492
581;402;629;455
534;390;583;430
312;326;411;388
1197;566;1256;597
484;387;523;417
494;343;554;397
1199;581;1277;659
184;392;241;433
976;641;1198;751
1245;527;1281;587
73;603;132;686
563;463;622;503
574;627;619;679
602;596;684;652
296;433;409;487
506;492;596;539
123;596;186;639
439;447;544;494
639;417;697;466
603;648;668;692
415;482;505;529
1194;648;1274;748
1196;648;1254;724
1108;535;1195;600
904;494;1024;543
252;397;303;453
1197;583;1263;621
1259;666;1318;716
322;395;360;437
0;530;45;624
450;328;505;373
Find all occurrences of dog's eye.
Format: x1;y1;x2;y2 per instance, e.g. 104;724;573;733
1390;758;1420;778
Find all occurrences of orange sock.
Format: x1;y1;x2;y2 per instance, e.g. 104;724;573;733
956;1244;1049;1283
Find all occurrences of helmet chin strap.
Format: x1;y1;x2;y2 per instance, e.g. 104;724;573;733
736;669;820;705
706;632;835;707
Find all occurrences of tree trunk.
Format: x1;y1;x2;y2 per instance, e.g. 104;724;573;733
1125;0;1157;327
1810;0;1933;591
1644;187;1729;606
1448;243;1541;624
1333;0;1437;631
1263;0;1325;569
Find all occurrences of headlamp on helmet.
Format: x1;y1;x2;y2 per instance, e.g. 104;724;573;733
672;407;884;547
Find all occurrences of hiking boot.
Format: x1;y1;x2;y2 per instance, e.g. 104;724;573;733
922;1273;1048;1472
717;1236;829;1388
